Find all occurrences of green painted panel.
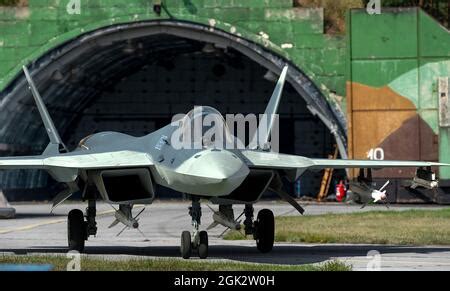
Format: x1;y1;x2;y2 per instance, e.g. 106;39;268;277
419;59;450;110
29;0;62;8
164;0;201;9
352;59;418;88
439;128;450;179
419;10;450;58
0;60;16;75
203;0;292;9
28;7;59;20
316;75;346;97
294;47;346;76
388;64;419;109
264;7;323;23
198;8;251;22
293;34;344;49
0;20;30;36
0;47;37;63
350;8;418;59
0;7;20;20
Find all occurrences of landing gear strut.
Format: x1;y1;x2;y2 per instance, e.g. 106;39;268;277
67;198;97;252
244;204;275;253
244;204;255;235
86;199;97;237
181;196;209;259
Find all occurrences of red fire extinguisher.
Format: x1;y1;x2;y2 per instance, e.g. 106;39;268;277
336;180;346;202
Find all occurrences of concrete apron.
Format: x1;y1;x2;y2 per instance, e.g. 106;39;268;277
0;190;15;219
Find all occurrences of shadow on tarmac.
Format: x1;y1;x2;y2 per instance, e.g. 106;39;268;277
2;244;450;265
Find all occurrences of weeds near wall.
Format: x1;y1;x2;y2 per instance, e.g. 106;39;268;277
0;0;27;7
296;0;450;33
295;0;365;34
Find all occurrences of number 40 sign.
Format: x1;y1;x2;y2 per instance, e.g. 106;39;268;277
367;148;384;160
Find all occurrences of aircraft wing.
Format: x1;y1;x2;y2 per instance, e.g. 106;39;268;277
0;150;154;183
241;150;447;170
0;150;153;170
307;158;446;169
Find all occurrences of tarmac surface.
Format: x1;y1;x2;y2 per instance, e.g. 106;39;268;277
1;201;450;271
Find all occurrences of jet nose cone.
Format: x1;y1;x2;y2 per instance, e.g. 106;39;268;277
194;149;249;181
172;149;250;196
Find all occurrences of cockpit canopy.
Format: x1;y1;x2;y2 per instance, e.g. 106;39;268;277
174;106;235;149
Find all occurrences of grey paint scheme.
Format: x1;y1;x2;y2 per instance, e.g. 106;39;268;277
0;66;448;206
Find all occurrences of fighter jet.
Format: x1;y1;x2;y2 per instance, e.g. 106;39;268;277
0;65;447;259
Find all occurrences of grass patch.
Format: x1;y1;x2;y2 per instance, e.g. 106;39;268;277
225;208;450;245
0;255;351;271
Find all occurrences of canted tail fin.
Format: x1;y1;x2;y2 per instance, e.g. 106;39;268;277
22;66;67;154
249;65;288;150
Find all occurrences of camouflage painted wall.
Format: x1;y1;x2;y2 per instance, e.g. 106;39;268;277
1;2;449;179
0;0;346;118
347;8;450;178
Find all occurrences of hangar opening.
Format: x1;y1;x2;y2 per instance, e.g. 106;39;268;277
0;21;345;200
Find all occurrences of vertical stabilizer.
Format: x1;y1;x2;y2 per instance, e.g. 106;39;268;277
22;66;67;153
249;65;288;150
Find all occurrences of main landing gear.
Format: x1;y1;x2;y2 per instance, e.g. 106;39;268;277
67;198;97;252
181;197;209;259
244;204;275;253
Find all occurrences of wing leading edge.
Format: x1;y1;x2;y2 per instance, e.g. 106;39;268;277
0;150;154;182
0;151;153;170
241;150;448;171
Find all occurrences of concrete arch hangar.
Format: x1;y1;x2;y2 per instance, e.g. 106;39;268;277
0;20;347;197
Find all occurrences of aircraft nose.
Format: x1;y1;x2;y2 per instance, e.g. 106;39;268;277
193;149;249;181
171;149;250;196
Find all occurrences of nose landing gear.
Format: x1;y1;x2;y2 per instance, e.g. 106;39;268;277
181;197;209;259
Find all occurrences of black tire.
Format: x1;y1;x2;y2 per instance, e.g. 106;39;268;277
68;209;86;252
255;209;274;253
198;231;208;259
180;231;192;259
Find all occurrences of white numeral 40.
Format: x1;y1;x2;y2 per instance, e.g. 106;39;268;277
367;148;384;160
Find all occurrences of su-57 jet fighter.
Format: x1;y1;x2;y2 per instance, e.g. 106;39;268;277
0;65;446;259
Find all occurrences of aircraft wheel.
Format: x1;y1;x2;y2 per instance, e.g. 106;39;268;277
255;209;274;253
68;209;86;252
198;231;208;259
180;231;192;259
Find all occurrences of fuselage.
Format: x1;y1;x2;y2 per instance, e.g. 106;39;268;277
75;122;250;197
152;147;250;196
